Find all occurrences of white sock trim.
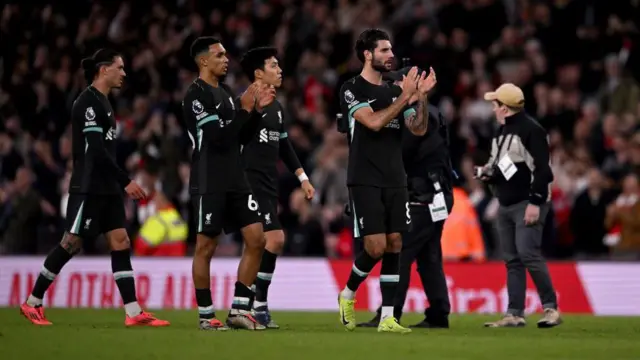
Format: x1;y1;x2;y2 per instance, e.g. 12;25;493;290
253;301;268;309
124;301;142;317
257;272;273;281
40;267;57;281
340;287;356;300
380;274;400;283
198;305;215;314
27;294;43;307
232;296;250;305
113;271;134;280
351;264;369;277
381;306;394;320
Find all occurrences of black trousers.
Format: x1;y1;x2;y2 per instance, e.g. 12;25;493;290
375;193;453;322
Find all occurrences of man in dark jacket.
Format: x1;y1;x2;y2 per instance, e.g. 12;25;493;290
478;83;561;328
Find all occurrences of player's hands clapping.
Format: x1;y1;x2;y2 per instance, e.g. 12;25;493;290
256;84;276;112
125;181;147;200
418;67;437;95
240;83;260;112
240;83;276;113
400;66;420;98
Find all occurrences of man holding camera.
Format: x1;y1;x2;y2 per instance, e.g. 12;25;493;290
478;83;561;328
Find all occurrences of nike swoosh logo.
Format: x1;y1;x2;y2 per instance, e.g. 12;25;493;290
339;298;349;325
107;112;111;116
262;113;267;118
367;99;376;104
216;103;221;109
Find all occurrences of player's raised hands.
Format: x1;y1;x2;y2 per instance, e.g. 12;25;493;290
401;66;420;97
240;83;260;112
256;84;276;112
125;180;147;200
418;67;437;95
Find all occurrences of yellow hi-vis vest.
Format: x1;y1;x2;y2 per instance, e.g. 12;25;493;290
138;207;188;246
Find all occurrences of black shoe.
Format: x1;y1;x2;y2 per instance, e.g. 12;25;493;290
409;319;449;329
356;314;380;328
252;306;280;329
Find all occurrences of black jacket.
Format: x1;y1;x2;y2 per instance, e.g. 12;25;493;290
485;111;553;206
402;104;453;203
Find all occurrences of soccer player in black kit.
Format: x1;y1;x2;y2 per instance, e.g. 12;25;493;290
239;47;315;329
20;49;170;327
183;37;275;331
359;66;455;329
337;29;432;333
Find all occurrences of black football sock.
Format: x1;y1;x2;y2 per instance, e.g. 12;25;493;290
254;250;277;305
231;281;254;312
29;245;73;306
380;252;400;320
111;249;141;317
195;288;215;320
342;250;380;299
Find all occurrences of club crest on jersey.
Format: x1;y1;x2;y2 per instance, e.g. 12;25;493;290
192;100;204;114
85;107;96;121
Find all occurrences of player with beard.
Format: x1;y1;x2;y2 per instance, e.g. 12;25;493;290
20;49;170;327
183;37;275;330
337;29;431;333
239;47;315;329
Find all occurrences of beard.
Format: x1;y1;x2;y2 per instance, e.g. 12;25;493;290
371;55;392;73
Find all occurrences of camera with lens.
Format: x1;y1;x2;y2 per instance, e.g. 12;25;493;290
475;165;500;183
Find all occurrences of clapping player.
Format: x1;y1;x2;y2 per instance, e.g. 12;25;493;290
182;37;275;331
337;29;430;334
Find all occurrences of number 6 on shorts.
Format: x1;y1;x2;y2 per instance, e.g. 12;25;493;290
247;194;259;211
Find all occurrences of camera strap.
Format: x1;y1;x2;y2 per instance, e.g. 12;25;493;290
491;126;514;168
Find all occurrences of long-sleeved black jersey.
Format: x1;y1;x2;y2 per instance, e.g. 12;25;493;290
241;99;302;196
68;86;130;195
182;79;257;194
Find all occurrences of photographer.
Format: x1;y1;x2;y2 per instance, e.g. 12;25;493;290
478;84;561;328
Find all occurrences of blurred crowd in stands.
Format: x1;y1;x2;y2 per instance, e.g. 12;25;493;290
1;0;640;260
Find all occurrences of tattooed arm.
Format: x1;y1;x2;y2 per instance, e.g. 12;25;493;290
405;95;428;136
405;66;437;136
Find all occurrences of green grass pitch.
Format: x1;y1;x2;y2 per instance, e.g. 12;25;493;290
1;309;639;359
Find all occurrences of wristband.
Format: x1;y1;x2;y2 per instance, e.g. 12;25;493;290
298;172;309;183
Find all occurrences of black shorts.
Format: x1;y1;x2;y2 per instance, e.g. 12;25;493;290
254;192;282;232
349;186;409;237
192;191;262;237
66;194;126;238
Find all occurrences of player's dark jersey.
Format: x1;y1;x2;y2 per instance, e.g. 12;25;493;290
182;79;253;194
339;75;407;188
241;100;288;195
69;86;130;195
